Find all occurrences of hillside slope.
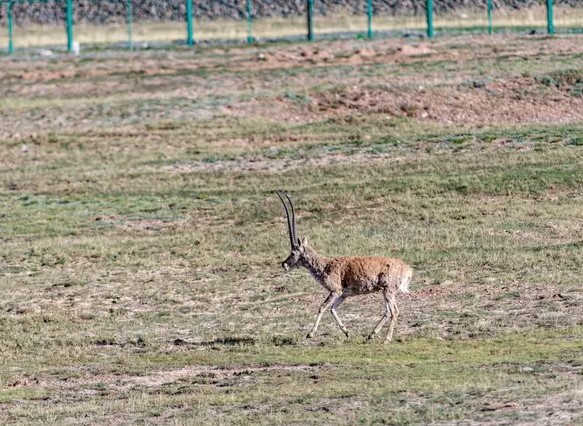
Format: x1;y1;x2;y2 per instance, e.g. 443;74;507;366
3;0;581;24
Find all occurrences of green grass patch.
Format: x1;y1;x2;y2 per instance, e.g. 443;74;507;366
1;34;583;424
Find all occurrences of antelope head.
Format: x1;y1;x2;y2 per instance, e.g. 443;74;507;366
276;190;308;271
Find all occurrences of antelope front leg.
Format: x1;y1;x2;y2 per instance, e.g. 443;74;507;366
330;296;349;337
330;296;348;337
307;292;335;338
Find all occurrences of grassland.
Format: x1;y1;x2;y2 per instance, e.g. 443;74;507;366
1;34;583;424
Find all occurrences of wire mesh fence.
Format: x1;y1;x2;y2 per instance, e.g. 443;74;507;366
0;1;582;55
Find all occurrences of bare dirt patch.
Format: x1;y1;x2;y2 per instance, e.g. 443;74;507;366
231;35;582;72
37;364;325;394
240;41;446;71
309;77;583;125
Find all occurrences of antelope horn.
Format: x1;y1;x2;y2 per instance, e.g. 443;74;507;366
276;190;297;249
281;190;298;246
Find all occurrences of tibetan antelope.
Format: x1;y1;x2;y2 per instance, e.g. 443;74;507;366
275;190;412;343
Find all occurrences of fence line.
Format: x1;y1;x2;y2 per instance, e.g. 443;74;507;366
0;0;569;55
6;0;12;54
426;0;434;38
307;0;314;42
487;0;492;35
185;0;193;46
366;0;372;39
126;0;132;49
547;0;554;34
66;0;72;51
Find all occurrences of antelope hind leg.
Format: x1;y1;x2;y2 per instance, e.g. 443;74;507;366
383;295;399;343
368;294;391;341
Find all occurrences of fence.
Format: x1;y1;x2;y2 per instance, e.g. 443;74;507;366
0;0;580;55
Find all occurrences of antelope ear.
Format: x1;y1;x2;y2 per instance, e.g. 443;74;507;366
300;236;308;246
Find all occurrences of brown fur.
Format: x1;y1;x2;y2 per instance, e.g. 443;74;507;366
283;237;412;342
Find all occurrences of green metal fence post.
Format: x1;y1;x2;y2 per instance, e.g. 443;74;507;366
126;0;133;50
487;0;493;35
7;0;14;55
426;0;434;38
307;0;314;41
366;0;373;39
66;0;74;52
186;0;194;46
246;0;253;44
547;0;554;34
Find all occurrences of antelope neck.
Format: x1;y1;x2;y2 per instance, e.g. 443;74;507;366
301;246;331;284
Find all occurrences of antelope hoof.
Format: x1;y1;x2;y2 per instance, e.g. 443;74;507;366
306;332;315;339
343;330;349;338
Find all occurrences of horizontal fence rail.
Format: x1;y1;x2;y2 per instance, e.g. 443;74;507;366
0;0;577;55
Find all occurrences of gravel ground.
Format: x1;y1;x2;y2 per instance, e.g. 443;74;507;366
2;0;582;25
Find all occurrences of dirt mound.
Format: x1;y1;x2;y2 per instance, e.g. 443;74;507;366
397;43;435;56
309;76;583;125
